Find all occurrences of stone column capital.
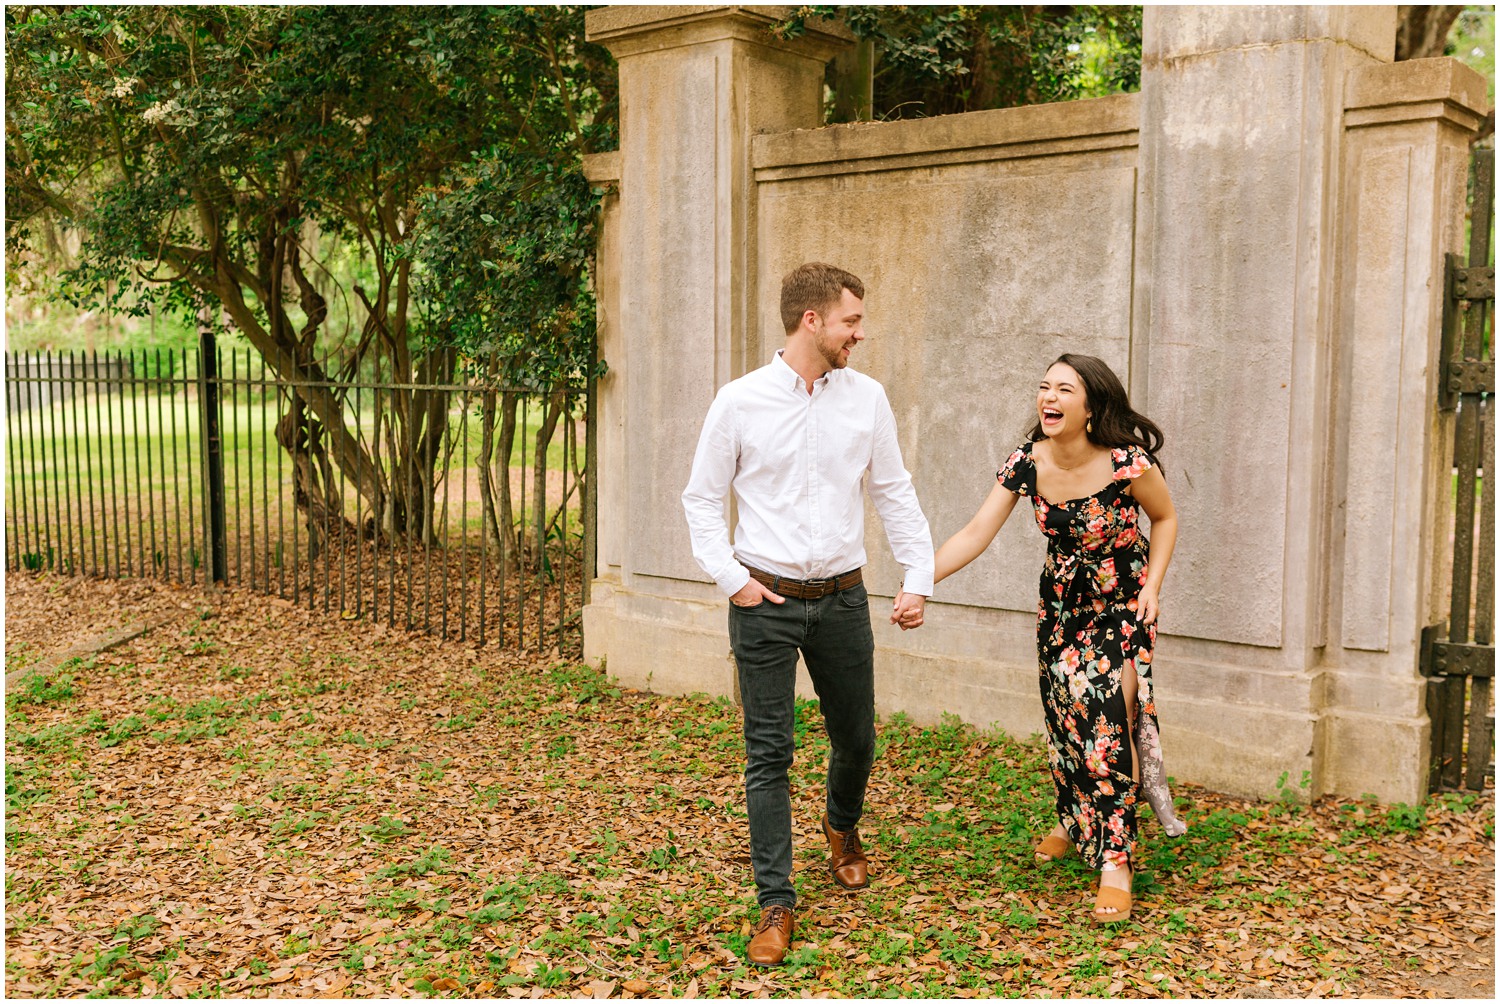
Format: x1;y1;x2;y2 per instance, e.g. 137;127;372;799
1144;5;1396;64
1344;57;1492;132
585;5;852;62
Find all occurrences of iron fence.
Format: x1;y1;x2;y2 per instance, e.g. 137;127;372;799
1425;146;1496;791
4;347;593;654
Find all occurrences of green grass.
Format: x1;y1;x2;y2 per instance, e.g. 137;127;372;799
6;665;78;710
5;384;583;575
6;394;574;512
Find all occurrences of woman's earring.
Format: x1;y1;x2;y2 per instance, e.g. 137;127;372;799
1086;418;1093;434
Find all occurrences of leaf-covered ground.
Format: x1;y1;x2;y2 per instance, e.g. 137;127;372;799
4;573;1494;998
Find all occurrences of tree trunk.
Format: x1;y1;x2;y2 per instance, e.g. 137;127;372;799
832;37;876;121
276;392;354;562
1395;5;1464;61
478;381;523;577
531;390;566;576
498;390;522;574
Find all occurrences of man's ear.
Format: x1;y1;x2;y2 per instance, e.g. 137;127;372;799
801;309;819;331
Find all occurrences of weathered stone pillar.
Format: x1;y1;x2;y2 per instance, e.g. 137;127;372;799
580;7;849;692
1132;7;1396;798
1326;59;1488;799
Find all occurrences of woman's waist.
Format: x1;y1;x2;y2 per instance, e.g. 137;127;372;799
1044;541;1147;568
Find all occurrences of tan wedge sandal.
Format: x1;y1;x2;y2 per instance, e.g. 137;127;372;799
1034;834;1073;863
1093;885;1132;924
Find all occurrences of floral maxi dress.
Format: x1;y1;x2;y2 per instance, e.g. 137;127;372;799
999;442;1187;872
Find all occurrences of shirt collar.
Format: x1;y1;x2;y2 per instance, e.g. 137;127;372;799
772;349;837;391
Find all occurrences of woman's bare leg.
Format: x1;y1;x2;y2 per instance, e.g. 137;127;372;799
1097;663;1141;915
1122;662;1140;785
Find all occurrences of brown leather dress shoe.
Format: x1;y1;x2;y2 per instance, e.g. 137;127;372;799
823;813;870;890
746;904;794;967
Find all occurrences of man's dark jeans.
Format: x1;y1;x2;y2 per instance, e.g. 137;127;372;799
728;581;876;908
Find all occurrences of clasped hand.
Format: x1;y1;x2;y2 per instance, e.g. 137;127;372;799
890;590;925;631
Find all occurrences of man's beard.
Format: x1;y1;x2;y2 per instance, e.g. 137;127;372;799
819;338;849;369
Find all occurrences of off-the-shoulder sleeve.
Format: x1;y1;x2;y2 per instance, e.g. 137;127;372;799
1111;445;1155;481
997;444;1032;496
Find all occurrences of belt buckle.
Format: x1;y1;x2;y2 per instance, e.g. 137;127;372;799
806;576;831;597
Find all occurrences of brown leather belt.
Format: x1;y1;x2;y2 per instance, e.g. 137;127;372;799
746;566;862;600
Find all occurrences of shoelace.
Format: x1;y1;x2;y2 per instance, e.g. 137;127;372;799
754;904;791;933
839;829;863;857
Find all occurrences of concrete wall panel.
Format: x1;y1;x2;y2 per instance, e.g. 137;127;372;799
756;155;1138;613
618;49;723;584
1136;38;1324;649
1340;146;1411;651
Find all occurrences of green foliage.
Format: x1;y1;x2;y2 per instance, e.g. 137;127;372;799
6;5;613;386
413;152;602;391
8;669;76;710
1447;7;1496;106
6;760;51;813
97;715;144;749
774;5;1142;120
1382;802;1429;833
112;914;162;942
6;6;615;540
377;845;453;878
410;6;614;392
361;815;414;843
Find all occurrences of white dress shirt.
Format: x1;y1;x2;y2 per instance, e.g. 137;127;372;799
681;351;935;599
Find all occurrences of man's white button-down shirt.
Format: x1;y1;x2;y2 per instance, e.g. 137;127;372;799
682;351;935;599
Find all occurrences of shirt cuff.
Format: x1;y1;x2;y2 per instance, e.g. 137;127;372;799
717;566;751;598
901;571;934;597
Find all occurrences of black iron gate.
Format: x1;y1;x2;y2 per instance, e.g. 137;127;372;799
1423;147;1496;792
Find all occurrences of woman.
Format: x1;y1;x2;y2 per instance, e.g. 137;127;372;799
934;353;1187;924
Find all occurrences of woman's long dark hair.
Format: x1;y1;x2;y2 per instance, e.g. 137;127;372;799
1026;353;1165;461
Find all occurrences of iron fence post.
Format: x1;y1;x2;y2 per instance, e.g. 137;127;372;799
583;339;599;611
197;313;228;584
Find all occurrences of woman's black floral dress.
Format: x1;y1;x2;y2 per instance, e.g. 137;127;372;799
999;442;1186;871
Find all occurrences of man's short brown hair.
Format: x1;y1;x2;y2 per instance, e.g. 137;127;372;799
779;262;865;333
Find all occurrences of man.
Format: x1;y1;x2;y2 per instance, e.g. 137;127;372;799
681;262;934;967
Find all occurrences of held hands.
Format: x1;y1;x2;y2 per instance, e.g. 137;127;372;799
890;590;926;631
730;578;785;608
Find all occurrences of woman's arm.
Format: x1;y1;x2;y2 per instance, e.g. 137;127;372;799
1130;465;1177;625
935;481;1021;584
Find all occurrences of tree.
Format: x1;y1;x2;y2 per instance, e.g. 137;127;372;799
413;155;601;573
5;5;615;559
783;5;1488;128
773;6;1143;122
409;7;615;573
1395;5;1466;60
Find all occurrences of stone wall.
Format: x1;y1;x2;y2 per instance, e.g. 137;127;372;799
581;5;1490;802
